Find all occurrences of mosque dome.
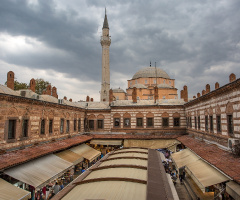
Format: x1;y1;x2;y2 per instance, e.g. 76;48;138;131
130;84;147;89
112;88;125;93
157;83;173;88
132;67;170;79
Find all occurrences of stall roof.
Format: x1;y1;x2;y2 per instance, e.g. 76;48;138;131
63;181;147;200
70;144;101;163
186;159;230;192
100;158;148;168
226;181;240;200
55;150;84;165
90;139;123;146
0;178;31;200
114;148;148;153
53;148;176;200
171;149;199;169
4;154;72;189
108;152;148;159
124;139;179;149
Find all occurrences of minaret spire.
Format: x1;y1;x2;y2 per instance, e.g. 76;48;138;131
103;8;109;29
100;9;111;101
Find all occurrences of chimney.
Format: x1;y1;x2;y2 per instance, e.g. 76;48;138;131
90;98;93;102
86;96;90;102
180;90;183;99
52;86;58;98
229;73;236;83
202;90;206;96
30;78;36;92
197;93;201;98
193;96;196;99
206;84;210;93
154;86;158;103
183;85;188;102
215;82;220;89
7;71;14;90
69;98;72;102
64;96;67;100
132;87;137;103
46;84;51;95
109;89;113;104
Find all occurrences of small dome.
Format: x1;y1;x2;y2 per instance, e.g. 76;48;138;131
132;67;170;79
112;88;125;93
157;83;173;88
130;84;147;89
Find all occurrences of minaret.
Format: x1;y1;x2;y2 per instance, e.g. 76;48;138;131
100;8;111;101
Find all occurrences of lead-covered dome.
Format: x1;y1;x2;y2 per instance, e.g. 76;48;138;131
132;67;170;79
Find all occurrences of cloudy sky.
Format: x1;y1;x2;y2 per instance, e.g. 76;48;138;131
0;0;240;101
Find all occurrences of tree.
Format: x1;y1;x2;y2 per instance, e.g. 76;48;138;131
4;80;28;90
35;79;50;95
5;78;50;95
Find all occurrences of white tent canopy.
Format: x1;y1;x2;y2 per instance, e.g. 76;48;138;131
70;143;101;162
4;154;72;189
0;178;31;200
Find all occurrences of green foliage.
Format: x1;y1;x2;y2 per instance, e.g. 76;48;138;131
35;78;50;95
5;79;50;95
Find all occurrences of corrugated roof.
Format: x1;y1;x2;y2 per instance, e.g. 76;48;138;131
0;84;20;96
62;181;146;200
99;158;148;167
108;152;148;159
85;167;147;181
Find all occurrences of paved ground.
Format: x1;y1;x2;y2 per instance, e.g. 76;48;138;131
174;178;192;200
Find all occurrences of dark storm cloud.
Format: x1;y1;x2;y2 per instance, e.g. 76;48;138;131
0;0;240;99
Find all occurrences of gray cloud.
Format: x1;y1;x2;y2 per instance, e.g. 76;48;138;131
0;0;240;100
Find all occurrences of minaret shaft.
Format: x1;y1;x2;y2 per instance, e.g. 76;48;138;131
100;11;111;101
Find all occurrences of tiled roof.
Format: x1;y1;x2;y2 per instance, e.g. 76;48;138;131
177;135;240;184
0;135;92;170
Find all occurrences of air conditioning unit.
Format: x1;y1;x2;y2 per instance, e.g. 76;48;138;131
228;138;240;149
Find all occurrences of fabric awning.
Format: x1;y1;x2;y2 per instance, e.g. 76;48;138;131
0;178;31;200
70;144;101;163
90;139;123;146
186;159;230;193
55;150;84;165
171;149;199;169
124;139;179;149
166;141;181;153
4;154;72;189
226;181;240;200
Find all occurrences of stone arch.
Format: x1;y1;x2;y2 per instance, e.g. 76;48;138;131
209;107;213;115
204;109;209;116
136;112;144;118
113;113;121;118
88;114;96;119
123;112;131;118
215;105;221;115
66;112;70;119
173;112;180;118
146;112;154;118
226;102;234;114
48;110;54;118
162;112;169;118
97;114;105;119
8;107;19;116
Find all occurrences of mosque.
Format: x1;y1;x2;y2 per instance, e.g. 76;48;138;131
0;10;239;200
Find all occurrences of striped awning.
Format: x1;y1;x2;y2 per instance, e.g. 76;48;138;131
0;178;31;200
70;144;101;163
4;154;72;189
90;139;123;146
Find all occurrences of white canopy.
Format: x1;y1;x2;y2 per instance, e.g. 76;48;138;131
0;178;31;200
5;154;72;189
70;143;101;162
